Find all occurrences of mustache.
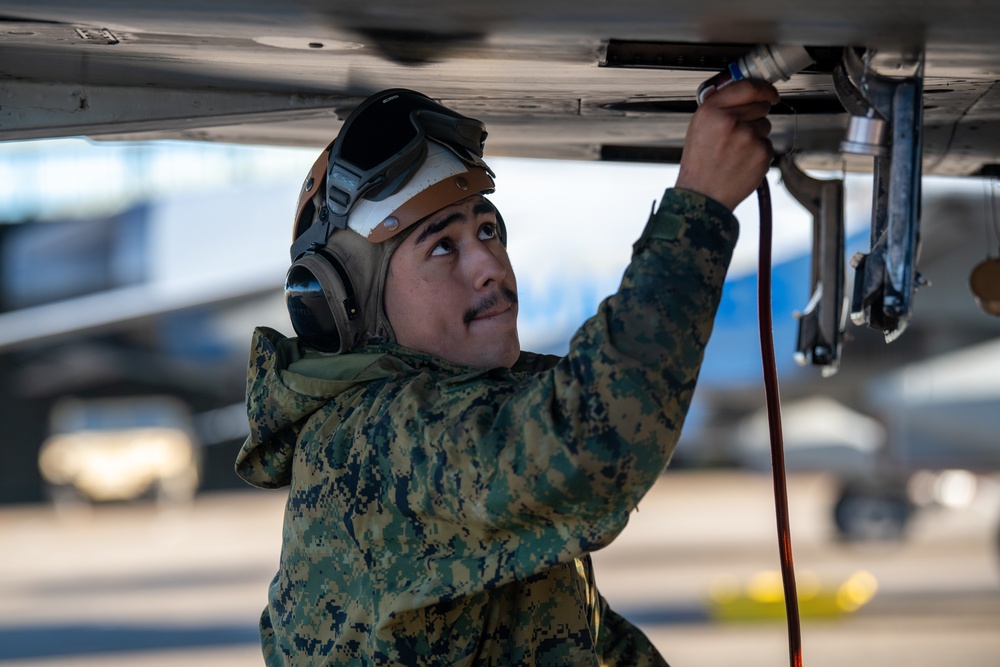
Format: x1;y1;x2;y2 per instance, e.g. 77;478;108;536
463;288;518;325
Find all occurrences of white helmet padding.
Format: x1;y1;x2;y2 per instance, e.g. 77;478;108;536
349;141;495;243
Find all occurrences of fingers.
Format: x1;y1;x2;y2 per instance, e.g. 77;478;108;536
748;117;773;140
702;78;780;109
727;101;776;123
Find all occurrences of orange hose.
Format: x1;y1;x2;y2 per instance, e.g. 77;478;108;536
756;179;803;667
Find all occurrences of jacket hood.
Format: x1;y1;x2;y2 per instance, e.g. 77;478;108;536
235;326;407;489
235;327;557;489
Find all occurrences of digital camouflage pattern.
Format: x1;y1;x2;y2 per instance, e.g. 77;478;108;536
236;188;739;666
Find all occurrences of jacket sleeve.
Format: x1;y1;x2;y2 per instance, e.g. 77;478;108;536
386;188;739;574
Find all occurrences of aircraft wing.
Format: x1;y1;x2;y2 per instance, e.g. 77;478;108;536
0;0;998;176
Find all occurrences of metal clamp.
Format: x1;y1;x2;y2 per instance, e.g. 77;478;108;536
779;156;846;375
834;47;926;341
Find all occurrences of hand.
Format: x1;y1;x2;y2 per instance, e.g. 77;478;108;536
675;79;780;211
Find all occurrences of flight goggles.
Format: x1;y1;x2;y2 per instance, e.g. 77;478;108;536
325;89;492;228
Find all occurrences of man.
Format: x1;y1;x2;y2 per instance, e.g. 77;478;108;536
237;81;778;665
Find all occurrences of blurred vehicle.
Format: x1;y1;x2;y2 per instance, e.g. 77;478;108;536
735;397;886;476
734;339;1000;544
735;396;914;541
38;396;201;503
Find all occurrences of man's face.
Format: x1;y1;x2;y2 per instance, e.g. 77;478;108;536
384;194;520;369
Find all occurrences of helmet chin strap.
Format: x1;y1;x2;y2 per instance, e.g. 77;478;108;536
289;204;333;261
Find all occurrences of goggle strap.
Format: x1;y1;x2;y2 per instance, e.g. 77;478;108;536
427;137;495;178
327;159;371;215
413;109;486;156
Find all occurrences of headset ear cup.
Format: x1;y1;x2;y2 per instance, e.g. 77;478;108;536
285;251;361;353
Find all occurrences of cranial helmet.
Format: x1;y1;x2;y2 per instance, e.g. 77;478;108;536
284;89;502;353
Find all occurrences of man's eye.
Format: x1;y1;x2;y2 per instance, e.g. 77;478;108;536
478;223;497;241
430;238;454;256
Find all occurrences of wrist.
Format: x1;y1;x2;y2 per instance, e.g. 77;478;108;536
670;186;735;214
633;188;739;252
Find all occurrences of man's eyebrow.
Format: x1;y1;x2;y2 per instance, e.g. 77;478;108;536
474;200;496;217
413;199;496;247
414;211;465;247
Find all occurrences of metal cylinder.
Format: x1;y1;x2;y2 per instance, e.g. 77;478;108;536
840;114;890;156
737;44;814;83
697;44;814;105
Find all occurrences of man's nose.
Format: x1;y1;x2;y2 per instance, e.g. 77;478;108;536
467;241;507;289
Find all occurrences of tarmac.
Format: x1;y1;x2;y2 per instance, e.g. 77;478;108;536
1;470;998;666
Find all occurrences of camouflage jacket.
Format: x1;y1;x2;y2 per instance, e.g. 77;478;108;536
236;188;738;666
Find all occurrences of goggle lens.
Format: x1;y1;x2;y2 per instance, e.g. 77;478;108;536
338;94;426;170
337;91;483;170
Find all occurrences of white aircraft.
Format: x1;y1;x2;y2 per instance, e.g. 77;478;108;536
1;1;999;533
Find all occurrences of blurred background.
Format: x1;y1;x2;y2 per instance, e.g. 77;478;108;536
1;138;998;665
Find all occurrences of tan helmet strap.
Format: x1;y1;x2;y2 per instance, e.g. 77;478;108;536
292;149;331;242
364;167;494;243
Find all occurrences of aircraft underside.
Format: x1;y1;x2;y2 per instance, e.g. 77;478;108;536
0;0;997;178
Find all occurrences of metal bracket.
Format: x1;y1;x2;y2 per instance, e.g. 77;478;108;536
835;48;925;342
779;155;846;376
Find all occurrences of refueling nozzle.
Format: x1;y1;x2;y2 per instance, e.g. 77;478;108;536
697;44;814;104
